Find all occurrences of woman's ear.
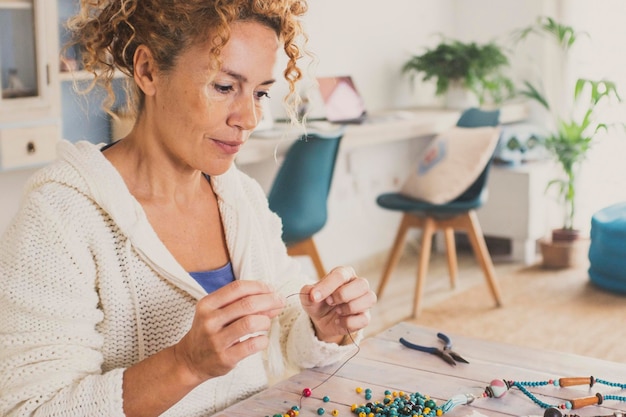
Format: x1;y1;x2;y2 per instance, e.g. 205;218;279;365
133;45;158;97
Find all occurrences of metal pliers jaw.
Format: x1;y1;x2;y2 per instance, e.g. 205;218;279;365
437;332;469;364
399;332;469;366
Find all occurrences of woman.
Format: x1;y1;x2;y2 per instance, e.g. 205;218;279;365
0;1;376;416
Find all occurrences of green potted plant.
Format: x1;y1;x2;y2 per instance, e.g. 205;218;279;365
514;17;623;267
402;36;515;108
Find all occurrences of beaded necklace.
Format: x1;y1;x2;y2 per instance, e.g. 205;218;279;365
481;376;626;411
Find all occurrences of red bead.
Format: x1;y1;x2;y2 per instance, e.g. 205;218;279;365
303;388;312;397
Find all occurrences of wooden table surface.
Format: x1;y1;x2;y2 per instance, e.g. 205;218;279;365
214;322;626;417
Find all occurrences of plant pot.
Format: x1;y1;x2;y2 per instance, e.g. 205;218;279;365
444;81;479;110
539;237;589;269
551;228;581;243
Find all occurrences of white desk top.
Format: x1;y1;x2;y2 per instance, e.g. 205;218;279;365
237;102;530;165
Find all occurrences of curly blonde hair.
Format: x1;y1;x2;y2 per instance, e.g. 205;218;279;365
65;0;308;119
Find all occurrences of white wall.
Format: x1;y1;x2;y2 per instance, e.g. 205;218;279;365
562;1;626;233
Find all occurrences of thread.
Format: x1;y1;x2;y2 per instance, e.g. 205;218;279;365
285;292;361;409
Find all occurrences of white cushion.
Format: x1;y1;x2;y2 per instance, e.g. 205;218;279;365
400;126;501;204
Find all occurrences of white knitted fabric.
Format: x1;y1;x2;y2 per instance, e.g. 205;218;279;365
0;140;359;417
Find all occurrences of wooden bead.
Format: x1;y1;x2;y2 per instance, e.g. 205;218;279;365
570;393;603;409
558;377;594;387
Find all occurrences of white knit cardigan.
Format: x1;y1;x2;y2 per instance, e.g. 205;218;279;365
0;141;357;417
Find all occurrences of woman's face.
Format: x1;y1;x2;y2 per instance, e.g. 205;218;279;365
150;21;279;176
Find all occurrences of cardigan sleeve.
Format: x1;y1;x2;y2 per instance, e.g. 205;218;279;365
0;187;125;417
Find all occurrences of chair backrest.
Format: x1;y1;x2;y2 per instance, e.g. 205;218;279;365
268;131;343;245
453;107;501;202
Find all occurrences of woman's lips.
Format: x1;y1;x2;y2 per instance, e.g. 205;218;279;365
209;137;243;155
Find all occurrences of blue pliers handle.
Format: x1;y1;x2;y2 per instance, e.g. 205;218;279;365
399;332;469;366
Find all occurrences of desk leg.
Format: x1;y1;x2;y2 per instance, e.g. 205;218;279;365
511;239;538;266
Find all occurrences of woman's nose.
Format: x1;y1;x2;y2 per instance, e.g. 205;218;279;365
229;95;259;131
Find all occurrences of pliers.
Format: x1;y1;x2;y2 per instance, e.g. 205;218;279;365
399;332;469;366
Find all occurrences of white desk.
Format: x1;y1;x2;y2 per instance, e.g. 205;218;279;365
239;103;530;165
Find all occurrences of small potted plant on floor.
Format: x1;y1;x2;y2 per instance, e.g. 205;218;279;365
402;36;515;108
513;17;623;268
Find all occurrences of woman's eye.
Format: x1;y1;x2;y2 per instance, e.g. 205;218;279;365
213;83;234;94
255;91;271;100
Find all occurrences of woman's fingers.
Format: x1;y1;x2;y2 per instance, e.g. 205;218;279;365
301;266;377;343
177;280;285;380
197;281;284;324
307;266;355;305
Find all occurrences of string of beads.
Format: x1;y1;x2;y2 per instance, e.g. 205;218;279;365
483;376;626;410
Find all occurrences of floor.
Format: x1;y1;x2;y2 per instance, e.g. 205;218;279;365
357;242;524;338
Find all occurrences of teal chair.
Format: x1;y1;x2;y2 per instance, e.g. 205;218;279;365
376;108;504;317
268;130;344;279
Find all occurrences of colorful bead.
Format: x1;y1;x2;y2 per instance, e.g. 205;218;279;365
317;408;325;415
323;396;330;402
486;379;509;398
331;410;339;416
302;388;312;397
355;387;363;393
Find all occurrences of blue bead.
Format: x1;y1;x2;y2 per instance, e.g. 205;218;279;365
317;407;325;415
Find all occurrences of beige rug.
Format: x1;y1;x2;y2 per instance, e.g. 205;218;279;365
412;263;626;363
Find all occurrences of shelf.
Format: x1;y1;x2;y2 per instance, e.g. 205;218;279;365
0;0;33;10
58;69;128;82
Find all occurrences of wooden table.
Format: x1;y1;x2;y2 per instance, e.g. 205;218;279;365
215;322;626;417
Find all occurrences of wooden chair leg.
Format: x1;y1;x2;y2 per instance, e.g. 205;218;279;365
443;227;458;289
463;211;504;307
414;217;436;318
287;237;326;280
377;214;414;297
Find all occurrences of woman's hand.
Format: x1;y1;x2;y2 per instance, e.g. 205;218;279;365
300;266;377;344
173;280;285;384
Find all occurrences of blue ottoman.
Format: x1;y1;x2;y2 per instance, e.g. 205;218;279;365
588;202;626;294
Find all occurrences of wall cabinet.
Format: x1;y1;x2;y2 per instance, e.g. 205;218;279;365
0;0;60;170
